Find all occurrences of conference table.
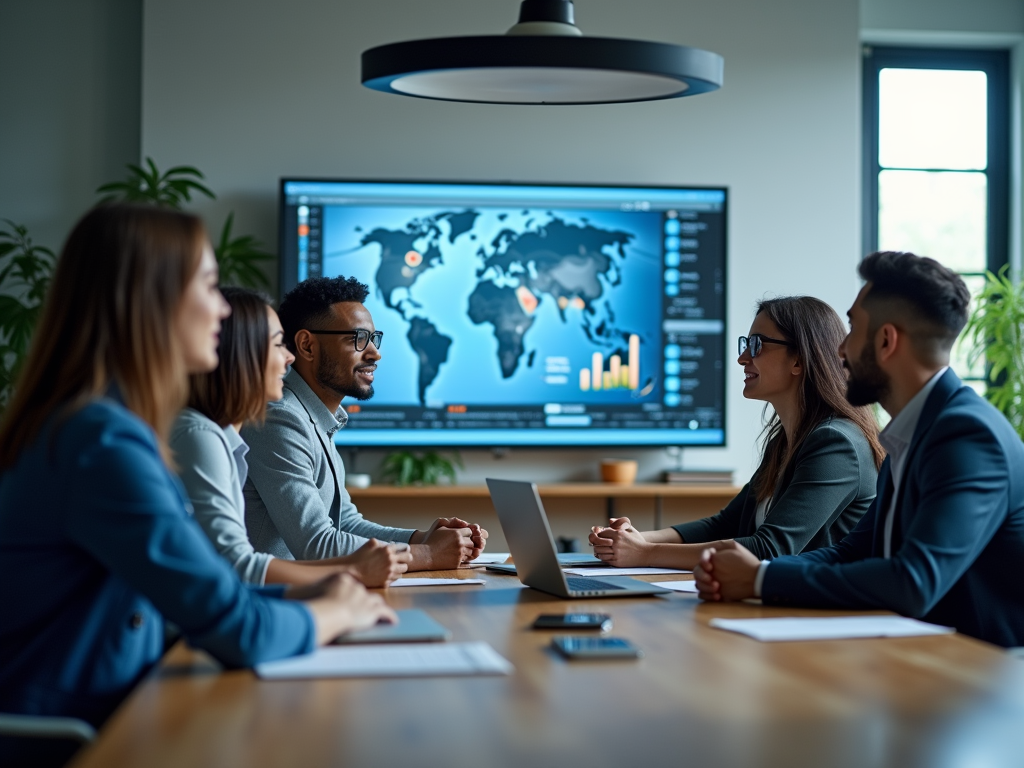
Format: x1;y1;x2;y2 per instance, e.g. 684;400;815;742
70;568;1024;768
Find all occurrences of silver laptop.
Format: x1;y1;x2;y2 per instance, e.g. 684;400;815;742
486;478;670;599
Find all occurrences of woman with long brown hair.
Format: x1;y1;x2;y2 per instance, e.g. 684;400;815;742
171;287;411;587
589;296;884;570
0;205;394;748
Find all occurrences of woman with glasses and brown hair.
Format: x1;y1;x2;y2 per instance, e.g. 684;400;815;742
171;287;411;588
0;206;395;756
589;296;884;571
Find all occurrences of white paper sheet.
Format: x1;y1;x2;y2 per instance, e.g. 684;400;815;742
562;567;692;576
255;642;513;679
390;578;486;587
468;553;512;564
651;580;699;593
708;616;955;642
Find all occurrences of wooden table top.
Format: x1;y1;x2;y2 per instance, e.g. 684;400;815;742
70;569;1024;768
347;482;742;499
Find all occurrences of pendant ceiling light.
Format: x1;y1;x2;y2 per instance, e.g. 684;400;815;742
361;0;723;105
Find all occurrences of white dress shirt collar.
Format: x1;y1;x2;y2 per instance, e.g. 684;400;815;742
878;367;948;488
879;366;948;558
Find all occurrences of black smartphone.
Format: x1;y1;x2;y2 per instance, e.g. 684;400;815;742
551;636;643;659
532;613;613;631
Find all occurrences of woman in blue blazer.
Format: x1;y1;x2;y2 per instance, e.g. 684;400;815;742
0;205;395;745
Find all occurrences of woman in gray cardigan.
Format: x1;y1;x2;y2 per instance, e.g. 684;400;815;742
590;296;884;570
171;288;411;587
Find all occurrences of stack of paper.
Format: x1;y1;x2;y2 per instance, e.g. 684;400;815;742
708;616;955;642
468;552;511;565
390;578;485;587
562;567;691;577
255;642;514;679
651;581;699;593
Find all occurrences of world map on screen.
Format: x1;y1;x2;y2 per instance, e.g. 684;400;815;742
322;207;660;407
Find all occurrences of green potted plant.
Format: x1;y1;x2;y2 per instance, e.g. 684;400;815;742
964;265;1024;441
0;220;57;409
380;450;463;486
0;159;277;413
98;158;275;289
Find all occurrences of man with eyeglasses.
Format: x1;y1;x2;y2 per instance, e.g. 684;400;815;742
242;276;488;571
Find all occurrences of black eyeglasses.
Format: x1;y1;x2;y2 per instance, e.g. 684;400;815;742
307;328;383;351
738;334;793;358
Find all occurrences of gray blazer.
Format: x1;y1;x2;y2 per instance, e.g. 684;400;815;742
170;408;273;585
242;369;414;560
674;417;878;559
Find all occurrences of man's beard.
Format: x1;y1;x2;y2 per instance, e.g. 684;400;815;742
845;341;890;407
316;355;374;401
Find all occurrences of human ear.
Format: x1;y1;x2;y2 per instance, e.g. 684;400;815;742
293;330;316;363
876;323;899;363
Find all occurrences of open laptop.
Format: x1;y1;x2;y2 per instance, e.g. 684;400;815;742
486;478;670;599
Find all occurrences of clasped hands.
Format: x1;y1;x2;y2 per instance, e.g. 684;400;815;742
590;517;762;601
691;540;761;602
409;516;488;569
588;517;651;567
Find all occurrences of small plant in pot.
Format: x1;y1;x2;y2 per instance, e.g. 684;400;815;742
381;450;463;486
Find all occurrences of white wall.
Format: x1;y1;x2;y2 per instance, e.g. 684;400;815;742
0;0;141;253
142;0;863;484
862;0;1024;37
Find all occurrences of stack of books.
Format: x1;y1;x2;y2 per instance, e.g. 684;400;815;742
663;469;734;485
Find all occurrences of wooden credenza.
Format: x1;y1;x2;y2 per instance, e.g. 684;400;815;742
347;483;742;551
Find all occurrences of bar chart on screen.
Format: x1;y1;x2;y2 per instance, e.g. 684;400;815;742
580;334;640;392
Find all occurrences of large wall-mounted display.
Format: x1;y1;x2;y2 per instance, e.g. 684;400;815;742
279;180;727;447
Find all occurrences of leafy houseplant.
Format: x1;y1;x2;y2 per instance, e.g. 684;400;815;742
964;265;1024;441
0;159;276;413
96;158;214;208
380;450;463;487
98;158;275;289
0;221;56;409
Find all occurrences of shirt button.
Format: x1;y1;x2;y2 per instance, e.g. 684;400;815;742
130;612;144;629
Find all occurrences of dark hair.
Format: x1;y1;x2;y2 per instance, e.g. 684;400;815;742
0;204;205;468
188;287;272;427
858;251;971;363
278;276;370;353
752;296;885;502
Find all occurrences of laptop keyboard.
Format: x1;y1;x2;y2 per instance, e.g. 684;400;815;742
566;576;626;593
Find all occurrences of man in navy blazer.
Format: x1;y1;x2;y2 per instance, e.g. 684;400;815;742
695;251;1024;648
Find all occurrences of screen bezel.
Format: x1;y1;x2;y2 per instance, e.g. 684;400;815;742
277;177;728;450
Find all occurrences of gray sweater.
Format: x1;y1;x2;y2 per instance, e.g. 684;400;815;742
674;417;878;559
242;369;415;560
170;408;273;585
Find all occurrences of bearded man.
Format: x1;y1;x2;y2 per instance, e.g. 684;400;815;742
243;276;487;571
693;251;1024;648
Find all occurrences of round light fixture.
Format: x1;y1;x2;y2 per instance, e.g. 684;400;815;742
361;0;723;105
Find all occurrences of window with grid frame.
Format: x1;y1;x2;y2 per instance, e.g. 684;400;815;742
862;46;1010;394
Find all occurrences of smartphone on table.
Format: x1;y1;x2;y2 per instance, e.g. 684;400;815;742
532;613;613;631
551;636;643;660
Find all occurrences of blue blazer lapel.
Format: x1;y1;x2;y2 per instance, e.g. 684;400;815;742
885;368;963;554
904;369;963;468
